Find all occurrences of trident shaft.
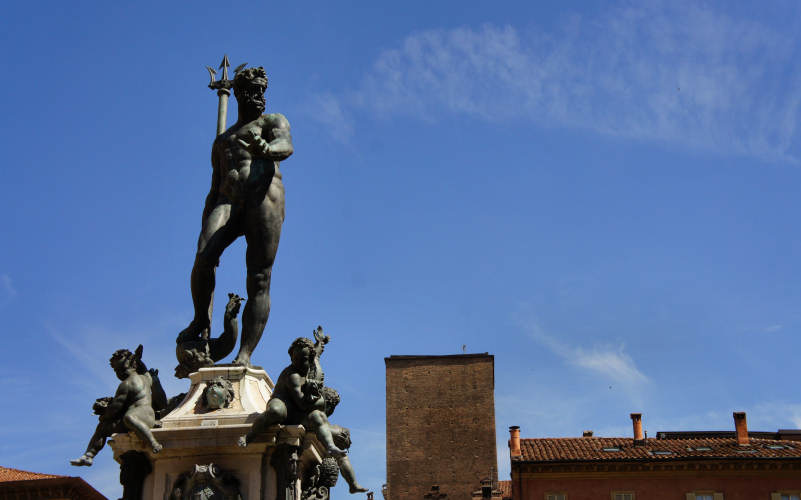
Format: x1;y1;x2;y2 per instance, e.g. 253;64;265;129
206;55;247;136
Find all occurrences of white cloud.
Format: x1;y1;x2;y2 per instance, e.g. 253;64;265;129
319;1;801;162
573;346;649;385
526;322;649;386
762;324;783;333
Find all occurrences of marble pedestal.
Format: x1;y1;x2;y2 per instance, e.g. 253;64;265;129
109;365;326;500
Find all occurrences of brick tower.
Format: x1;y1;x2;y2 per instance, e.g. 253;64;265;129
385;354;497;500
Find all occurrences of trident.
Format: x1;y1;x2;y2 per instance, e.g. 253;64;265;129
206;54;247;136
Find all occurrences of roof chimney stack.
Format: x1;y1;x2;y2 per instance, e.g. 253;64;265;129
480;478;492;499
509;426;521;458
734;411;749;446
630;413;644;442
582;430;593;437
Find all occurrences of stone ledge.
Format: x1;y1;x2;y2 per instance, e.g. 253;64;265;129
161;365;274;428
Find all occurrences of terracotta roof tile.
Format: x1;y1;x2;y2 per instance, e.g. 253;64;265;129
497;480;512;499
518;437;801;462
0;466;64;482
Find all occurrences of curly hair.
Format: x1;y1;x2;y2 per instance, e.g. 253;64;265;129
110;349;132;366
322;386;341;416
111;346;148;374
233;66;268;94
288;337;315;357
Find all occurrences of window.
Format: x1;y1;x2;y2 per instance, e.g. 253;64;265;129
545;494;566;500
612;492;634;500
685;493;722;500
773;493;801;500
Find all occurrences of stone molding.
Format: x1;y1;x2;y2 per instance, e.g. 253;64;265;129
514;459;801;479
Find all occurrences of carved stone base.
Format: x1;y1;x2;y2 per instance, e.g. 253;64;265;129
109;365;325;500
168;463;242;500
120;451;152;500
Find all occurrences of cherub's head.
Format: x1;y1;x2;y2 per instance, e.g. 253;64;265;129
288;337;315;371
233;66;268;115
322;386;340;417
109;349;135;380
110;345;145;380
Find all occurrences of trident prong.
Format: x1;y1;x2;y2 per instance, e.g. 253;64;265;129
206;54;246;136
219;54;231;82
233;63;247;76
205;66;217;85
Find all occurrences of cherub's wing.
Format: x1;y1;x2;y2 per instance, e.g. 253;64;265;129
134;344;147;373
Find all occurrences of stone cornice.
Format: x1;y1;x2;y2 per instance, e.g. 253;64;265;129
513;459;801;479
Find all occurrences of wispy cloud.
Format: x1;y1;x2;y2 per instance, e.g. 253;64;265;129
50;328;112;387
762;324;783;333
306;92;354;143
46;316;187;398
749;401;801;429
644;402;801;432
527;322;649;386
1;274;16;303
573;346;649;385
313;1;801;162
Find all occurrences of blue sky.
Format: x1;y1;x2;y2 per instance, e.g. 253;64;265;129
3;0;801;497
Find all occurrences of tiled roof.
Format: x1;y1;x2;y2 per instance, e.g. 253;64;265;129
497;480;512;499
0;468;107;500
0;466;64;482
518;437;801;462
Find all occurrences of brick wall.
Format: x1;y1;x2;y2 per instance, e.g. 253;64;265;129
514;469;801;500
385;354;497;500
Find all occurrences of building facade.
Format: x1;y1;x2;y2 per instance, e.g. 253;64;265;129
0;465;106;500
508;412;801;500
385;354;498;500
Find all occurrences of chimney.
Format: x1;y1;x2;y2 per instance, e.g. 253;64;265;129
509;426;521;457
734;411;749;446
630;413;644;442
582;430;594;437
481;478;492;499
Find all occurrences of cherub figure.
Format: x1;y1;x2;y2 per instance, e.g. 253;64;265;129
321;387;369;494
238;335;345;457
71;346;164;466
